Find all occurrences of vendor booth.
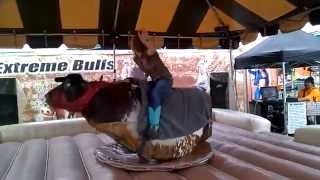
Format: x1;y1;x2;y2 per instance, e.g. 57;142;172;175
235;30;320;134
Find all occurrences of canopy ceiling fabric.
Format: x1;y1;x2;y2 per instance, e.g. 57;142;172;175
234;30;320;69
0;0;318;49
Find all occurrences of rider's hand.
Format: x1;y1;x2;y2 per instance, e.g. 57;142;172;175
137;31;156;56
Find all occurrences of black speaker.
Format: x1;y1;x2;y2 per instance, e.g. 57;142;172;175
0;78;18;126
210;73;228;108
218;37;240;49
260;24;279;36
163;38;193;49
260;100;284;133
0;78;16;94
215;26;240;49
309;10;320;25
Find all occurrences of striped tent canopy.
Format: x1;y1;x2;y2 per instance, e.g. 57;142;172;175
0;0;319;49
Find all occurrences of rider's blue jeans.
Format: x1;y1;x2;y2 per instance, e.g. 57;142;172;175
147;79;172;129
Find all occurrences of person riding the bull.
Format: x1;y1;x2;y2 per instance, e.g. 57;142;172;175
131;31;173;139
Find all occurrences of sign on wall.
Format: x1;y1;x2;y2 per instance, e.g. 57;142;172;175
0;54;114;76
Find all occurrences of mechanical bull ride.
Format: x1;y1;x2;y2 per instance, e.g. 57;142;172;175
45;74;212;161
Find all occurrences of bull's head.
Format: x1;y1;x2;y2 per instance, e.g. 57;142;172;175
46;74;141;152
45;74;88;112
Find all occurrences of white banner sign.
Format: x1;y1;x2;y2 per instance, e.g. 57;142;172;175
0;54;114;76
287;102;307;134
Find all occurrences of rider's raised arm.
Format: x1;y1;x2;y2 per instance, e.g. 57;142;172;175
137;31;156;56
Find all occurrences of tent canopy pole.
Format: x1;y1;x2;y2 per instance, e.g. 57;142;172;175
282;62;287;134
229;40;237;110
244;69;248;112
112;0;121;81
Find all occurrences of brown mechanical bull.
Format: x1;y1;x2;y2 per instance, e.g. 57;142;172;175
45;74;212;161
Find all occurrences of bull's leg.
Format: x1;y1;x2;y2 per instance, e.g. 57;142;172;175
88;121;141;152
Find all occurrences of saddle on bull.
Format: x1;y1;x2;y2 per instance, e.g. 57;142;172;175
45;74;213;161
